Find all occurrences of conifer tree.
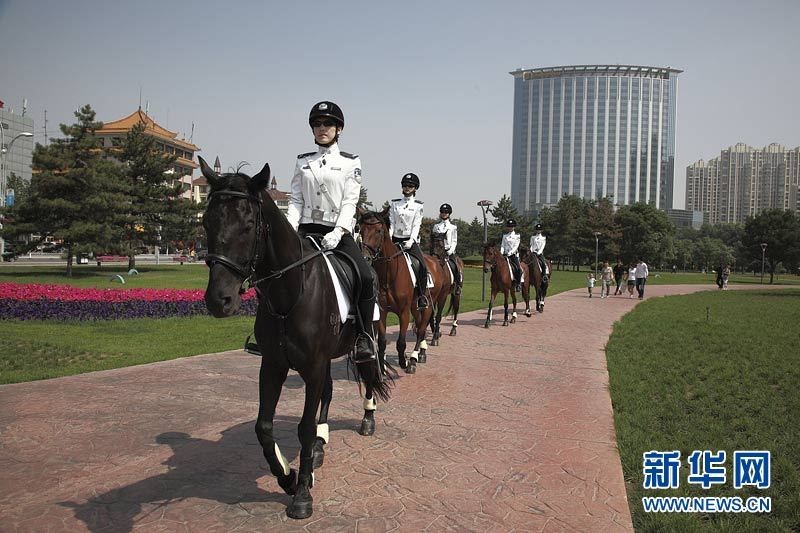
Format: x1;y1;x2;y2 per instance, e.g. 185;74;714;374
2;105;126;276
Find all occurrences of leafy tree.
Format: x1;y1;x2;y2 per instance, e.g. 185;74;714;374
614;202;675;268
118;122;189;269
539;195;592;270
587;197;621;264
741;209;800;283
1;105;127;276
692;237;734;272
489;194;519;228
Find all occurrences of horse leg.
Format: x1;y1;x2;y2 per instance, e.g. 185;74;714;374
429;311;439;347
539;282;548;313
312;362;332;469
510;287;519;324
286;362;327;520
485;290;497;328
397;312;412;373
360;389;377;436
412;307;431;364
254;359;297;497
503;290;510;326
449;290;460;336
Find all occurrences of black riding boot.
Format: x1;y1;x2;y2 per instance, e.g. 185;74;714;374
539;256;549;283
417;266;429;309
354;296;377;363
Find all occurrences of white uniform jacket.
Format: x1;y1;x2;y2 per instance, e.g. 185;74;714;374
431;219;458;255
286;143;361;233
530;233;546;255
389;196;424;243
500;231;520;256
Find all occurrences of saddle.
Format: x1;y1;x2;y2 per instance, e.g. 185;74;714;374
404;253;434;288
305;235;358;310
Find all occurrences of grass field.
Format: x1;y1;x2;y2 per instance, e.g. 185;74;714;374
1;263;798;384
607;289;800;532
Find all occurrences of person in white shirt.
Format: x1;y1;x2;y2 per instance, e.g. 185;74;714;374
635;258;649;300
431;203;462;293
389;173;428;309
627;263;637;298
286;101;375;362
529;223;550;282
500;219;522;292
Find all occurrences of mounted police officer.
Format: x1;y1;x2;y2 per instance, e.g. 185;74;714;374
286;101;376;363
500;219;522;292
529;223;550;283
431;203;462;295
389;172;428;309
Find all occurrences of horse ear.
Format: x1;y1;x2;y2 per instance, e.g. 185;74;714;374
198;156;219;186
356;205;366;217
251;162;271;190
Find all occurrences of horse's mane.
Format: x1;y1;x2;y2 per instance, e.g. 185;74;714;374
358;210;389;226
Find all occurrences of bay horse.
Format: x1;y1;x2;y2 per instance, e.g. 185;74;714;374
482;242;531;328
200;158;392;520
523;250;552;313
358;209;446;373
430;234;464;340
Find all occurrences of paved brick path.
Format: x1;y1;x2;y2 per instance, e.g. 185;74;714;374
0;284;780;531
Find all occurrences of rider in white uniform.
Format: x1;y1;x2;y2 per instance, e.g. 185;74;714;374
500;219;522;292
529;223;550;282
389;173;428;309
286;101;376;362
431;203;462;294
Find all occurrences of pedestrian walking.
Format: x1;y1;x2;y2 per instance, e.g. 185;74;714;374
613;259;625;295
586;272;596;298
635;258;649;299
600;261;613;298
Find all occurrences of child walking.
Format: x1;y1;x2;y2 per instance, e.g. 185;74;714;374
587;272;596;298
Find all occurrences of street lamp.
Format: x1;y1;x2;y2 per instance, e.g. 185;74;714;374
477;199;493;301
593;231;602;278
0;131;34;259
760;243;767;284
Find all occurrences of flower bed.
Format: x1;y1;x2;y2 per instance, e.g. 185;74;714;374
0;283;258;321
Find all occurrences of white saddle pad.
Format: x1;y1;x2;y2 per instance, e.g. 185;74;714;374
505;257;524;283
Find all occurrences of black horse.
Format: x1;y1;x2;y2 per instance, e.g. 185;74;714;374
200;157;392;520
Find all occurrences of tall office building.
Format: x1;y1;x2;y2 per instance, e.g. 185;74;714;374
686;143;800;224
510;65;681;215
0;105;35;203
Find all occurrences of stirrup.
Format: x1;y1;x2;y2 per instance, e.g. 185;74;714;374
417;295;428;309
244;334;261;356
353;334;377;363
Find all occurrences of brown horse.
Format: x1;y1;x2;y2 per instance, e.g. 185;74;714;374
523;251;552;313
482;242;531;328
430;234;464;340
358;209;447;374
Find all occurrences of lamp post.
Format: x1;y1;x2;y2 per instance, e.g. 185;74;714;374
593;231;601;278
760;243;767;284
477;200;493;301
0;131;34;259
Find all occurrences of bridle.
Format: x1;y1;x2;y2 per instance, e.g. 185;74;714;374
205;188;267;293
358;216;402;264
483;245;499;271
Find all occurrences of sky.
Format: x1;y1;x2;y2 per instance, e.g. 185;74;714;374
1;0;798;221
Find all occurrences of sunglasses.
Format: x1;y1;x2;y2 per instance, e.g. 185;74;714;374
311;120;337;128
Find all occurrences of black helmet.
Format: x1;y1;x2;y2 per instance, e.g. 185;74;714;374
309;101;344;128
505;219;517;227
401;172;420;189
439;203;452;214
535;223;543;231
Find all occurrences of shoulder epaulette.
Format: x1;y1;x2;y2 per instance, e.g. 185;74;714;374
339;151;358;159
391;198;402;202
297;152;316;159
415;200;424;204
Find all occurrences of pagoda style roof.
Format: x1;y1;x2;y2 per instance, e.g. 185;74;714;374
97;109;200;152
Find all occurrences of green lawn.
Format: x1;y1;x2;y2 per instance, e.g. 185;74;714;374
1;263;797;384
607;289;800;532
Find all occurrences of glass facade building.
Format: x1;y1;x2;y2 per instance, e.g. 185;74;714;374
510;65;681;215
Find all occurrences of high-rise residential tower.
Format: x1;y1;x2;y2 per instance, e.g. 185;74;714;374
510;65;681;215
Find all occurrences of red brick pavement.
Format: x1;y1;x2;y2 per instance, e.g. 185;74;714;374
0;284;782;532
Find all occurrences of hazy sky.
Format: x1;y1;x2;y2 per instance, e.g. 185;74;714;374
2;0;798;220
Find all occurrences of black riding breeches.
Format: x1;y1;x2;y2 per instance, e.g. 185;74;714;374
508;254;522;283
393;237;427;290
447;255;462;284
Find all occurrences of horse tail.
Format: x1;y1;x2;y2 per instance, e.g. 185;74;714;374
352;354;395;403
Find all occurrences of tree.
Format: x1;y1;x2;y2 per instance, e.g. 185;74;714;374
358;186;373;210
539;194;593;270
742;209;800;283
1;105;127;276
118;122;188;269
587;197;621;263
614;202;675;268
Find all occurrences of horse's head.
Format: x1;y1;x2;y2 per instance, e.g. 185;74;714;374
358;207;390;263
482;241;498;273
431;234;447;260
200;156;271;317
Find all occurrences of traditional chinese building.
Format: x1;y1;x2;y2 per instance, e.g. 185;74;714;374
95;108;201;200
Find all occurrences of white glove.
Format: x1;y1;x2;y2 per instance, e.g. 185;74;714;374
403;240;414;250
321;227;345;250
